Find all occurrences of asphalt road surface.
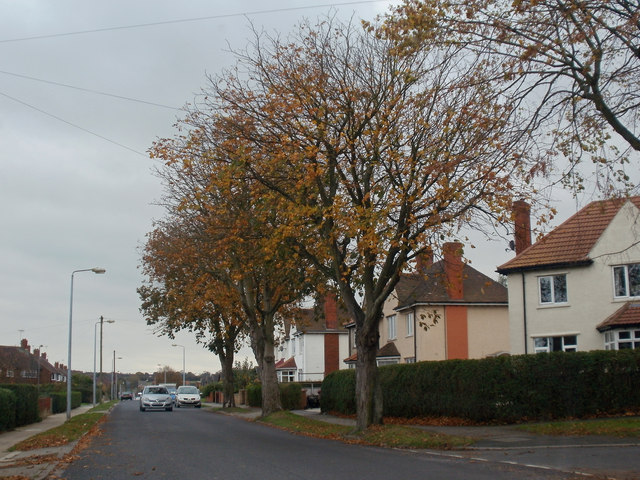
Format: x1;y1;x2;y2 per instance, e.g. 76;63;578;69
60;401;578;480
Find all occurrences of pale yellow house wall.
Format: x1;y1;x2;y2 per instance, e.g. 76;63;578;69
508;201;640;354
381;295;507;361
467;306;510;358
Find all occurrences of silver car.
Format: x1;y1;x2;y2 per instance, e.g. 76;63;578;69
139;385;173;412
175;386;201;408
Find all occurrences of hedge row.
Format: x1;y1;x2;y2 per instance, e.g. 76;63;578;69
0;388;16;431
246;382;304;410
321;350;640;423
50;391;82;414
0;384;39;427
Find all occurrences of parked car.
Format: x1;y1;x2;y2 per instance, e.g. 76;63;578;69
175;386;201;408
120;391;133;401
139;385;173;412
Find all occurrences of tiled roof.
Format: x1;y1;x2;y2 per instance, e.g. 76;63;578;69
498;197;640;273
395;262;507;310
343;342;401;363
596;302;640;331
275;357;297;370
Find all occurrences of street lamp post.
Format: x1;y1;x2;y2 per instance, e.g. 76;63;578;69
172;344;185;386
67;267;105;420
112;352;122;400
93;317;114;406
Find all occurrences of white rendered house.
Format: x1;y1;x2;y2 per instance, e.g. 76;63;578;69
498;198;640;354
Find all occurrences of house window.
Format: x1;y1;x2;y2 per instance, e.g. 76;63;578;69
377;358;400;366
277;370;296;382
388;315;397;340
613;264;640;298
538;274;568;304
604;329;640;350
405;357;416;364
533;335;577;353
6;370;14;378
405;312;414;337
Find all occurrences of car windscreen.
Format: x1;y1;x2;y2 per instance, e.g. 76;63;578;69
145;387;168;394
178;387;199;394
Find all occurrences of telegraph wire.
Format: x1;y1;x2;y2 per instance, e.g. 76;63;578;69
0;1;391;43
0;70;179;110
0;90;146;157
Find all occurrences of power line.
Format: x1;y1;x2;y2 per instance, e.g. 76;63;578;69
0;70;179;110
0;90;146;156
0;1;390;43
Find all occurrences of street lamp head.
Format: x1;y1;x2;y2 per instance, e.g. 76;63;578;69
91;267;106;274
105;320;115;324
172;344;177;347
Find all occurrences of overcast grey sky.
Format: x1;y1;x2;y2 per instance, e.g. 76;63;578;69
0;0;623;376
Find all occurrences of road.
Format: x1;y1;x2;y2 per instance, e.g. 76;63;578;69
60;401;577;480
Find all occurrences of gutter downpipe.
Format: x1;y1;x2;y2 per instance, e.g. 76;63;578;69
413;306;417;361
522;272;528;354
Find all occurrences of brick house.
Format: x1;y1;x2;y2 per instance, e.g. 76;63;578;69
344;242;510;366
276;294;350;383
0;339;65;385
497;197;640;354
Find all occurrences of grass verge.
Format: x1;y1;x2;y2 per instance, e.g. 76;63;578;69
259;411;473;449
10;401;117;451
518;417;640;438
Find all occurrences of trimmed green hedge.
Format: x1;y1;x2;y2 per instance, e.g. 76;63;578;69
50;391;82;414
321;350;640;423
1;384;39;426
0;388;16;431
246;382;304;410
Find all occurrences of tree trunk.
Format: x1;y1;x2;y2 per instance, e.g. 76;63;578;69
248;312;282;416
259;343;281;416
355;320;383;431
219;351;236;407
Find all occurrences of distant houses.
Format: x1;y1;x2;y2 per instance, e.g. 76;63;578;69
0;338;66;385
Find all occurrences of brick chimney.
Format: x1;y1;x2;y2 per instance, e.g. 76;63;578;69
323;293;340;376
513;200;532;254
20;338;30;353
34;348;40;358
42;352;47;361
416;247;434;275
443;242;464;300
324;293;338;330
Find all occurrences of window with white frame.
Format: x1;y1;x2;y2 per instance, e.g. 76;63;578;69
604;329;640;350
533;335;577;353
6;370;14;378
613;264;640;298
387;315;397;340
538;274;568;305
405;312;414;337
377;358;400;366
405;357;416;364
277;369;296;382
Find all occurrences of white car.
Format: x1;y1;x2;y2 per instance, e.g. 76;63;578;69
175;386;201;408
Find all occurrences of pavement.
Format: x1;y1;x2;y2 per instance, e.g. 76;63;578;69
0;404;95;480
1;403;639;479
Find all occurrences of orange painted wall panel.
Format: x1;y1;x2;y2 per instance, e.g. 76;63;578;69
446;306;468;359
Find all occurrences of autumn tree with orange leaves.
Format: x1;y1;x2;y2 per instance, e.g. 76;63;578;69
145;125;313;416
178;17;547;430
381;0;639;193
139;218;246;407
